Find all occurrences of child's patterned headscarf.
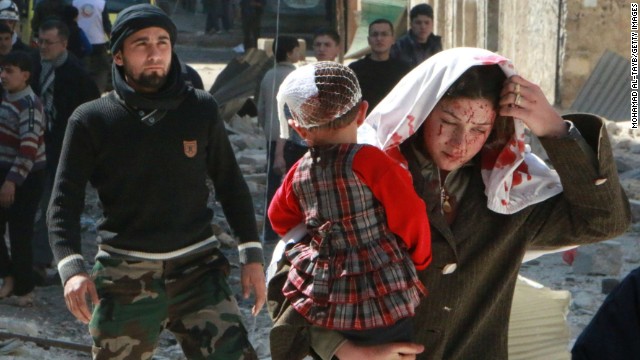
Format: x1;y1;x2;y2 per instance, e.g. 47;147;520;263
277;61;361;133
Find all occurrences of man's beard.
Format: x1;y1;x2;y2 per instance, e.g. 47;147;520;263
128;70;167;90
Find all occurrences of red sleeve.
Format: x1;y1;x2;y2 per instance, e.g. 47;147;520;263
267;162;304;236
353;146;432;270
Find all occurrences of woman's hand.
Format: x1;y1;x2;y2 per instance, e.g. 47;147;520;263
335;340;425;360
499;75;568;138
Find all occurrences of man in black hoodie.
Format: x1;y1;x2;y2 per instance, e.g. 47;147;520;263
48;5;264;359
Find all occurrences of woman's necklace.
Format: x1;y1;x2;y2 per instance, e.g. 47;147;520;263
438;168;453;214
440;186;453;213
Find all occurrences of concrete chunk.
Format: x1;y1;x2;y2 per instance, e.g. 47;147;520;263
572;240;623;276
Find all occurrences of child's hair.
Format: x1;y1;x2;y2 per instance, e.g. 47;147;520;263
273;35;299;63
0;50;33;75
277;61;362;131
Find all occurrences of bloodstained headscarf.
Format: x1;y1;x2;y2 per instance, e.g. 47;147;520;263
358;47;563;214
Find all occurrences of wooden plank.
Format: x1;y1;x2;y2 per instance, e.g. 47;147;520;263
0;331;92;353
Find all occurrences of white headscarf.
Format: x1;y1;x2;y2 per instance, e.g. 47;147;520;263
358;47;563;214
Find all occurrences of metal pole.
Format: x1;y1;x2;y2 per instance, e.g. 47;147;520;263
336;0;345;63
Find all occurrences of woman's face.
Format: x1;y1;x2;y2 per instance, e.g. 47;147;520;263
423;97;496;171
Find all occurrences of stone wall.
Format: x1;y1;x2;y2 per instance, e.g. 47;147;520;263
405;0;631;108
497;0;560;105
561;0;631;109
425;0;560;104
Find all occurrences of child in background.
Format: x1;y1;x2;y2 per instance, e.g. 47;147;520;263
268;62;431;347
0;51;46;306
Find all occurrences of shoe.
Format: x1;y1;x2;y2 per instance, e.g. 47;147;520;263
0;277;14;298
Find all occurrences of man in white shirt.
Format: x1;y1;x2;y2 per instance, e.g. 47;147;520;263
73;0;111;92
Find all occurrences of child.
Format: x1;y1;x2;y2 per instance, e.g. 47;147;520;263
268;62;432;347
0;51;46;306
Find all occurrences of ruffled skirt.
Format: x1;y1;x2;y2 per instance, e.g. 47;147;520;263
283;235;427;330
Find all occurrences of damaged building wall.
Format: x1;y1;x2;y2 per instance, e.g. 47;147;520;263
426;0;560;104
561;0;631;109
497;0;560;105
406;0;630;108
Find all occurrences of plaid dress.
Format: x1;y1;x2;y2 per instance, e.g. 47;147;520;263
283;143;426;331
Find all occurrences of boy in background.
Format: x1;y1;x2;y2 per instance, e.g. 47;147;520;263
0;51;46;306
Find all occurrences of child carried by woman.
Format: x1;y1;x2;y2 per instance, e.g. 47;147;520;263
268;62;432;349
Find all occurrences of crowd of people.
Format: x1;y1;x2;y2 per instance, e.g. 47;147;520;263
1;2;265;358
0;1;635;360
0;0;101;307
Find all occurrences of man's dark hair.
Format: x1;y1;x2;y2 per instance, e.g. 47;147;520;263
273;35;299;62
369;18;394;35
40;19;70;41
62;4;79;23
410;3;434;21
313;27;340;45
0;22;10;35
0;50;33;75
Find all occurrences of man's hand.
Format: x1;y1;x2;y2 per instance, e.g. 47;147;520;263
64;273;99;324
240;262;266;316
335;340;425;360
0;181;15;208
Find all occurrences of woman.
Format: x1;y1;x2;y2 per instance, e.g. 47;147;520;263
267;47;630;360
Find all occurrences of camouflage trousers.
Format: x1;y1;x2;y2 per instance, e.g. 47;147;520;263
89;248;257;360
